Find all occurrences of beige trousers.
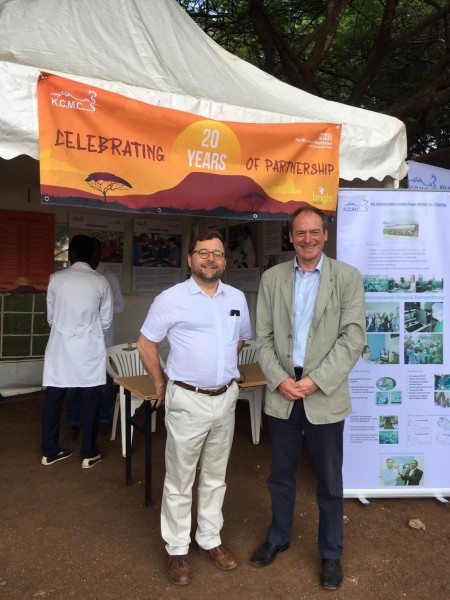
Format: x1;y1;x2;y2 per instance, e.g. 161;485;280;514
161;380;238;555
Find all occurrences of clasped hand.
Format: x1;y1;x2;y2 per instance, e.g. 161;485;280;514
278;375;319;401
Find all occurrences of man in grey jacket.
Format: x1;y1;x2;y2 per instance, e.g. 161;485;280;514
250;207;365;590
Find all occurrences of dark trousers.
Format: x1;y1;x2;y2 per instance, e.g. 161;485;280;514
66;373;115;426
266;400;345;559
42;386;101;459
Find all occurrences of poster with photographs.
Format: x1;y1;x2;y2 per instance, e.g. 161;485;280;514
132;218;182;292
69;213;124;280
337;189;450;498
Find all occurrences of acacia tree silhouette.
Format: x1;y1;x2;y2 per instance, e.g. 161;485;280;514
243;191;266;212
85;172;132;201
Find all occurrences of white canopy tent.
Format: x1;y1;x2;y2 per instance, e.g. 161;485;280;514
0;0;407;185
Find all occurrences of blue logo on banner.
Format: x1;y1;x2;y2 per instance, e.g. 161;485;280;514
408;174;437;189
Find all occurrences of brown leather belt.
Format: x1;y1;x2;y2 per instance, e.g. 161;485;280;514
173;380;234;396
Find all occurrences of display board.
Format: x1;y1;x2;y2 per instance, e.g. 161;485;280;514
337;189;450;499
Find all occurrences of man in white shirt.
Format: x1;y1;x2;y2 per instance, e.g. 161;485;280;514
41;235;113;469
381;458;400;486
137;231;252;586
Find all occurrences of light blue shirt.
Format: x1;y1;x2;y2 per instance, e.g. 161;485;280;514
293;256;323;368
140;277;252;387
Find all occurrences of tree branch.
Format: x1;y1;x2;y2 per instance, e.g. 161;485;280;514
347;0;399;105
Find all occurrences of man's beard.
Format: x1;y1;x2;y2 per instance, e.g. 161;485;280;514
191;262;224;283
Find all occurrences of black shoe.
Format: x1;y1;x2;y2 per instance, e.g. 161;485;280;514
320;558;343;590
82;454;103;469
41;449;73;466
249;541;289;568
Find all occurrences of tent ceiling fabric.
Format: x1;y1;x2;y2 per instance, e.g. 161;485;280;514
0;0;407;183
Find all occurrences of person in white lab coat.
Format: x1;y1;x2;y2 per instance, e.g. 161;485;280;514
65;238;125;438
41;235;113;469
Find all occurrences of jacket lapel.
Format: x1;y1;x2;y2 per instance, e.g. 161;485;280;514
281;261;295;328
311;255;333;326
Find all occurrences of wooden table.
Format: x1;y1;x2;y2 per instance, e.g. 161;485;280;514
114;363;266;507
238;362;266;388
113;375;157;507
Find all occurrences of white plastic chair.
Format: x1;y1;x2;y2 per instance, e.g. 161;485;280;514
238;340;264;444
106;343;164;457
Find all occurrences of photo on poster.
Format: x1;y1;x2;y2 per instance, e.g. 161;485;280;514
413;276;444;293
227;222;258;269
379;455;424;487
376;392;389;405
69;213;124;263
376;376;396;391
133;232;182;268
379;431;398;444
379;415;398;430
363;275;389;293
363;274;443;295
75;229;124;263
363;334;400;365
383;211;419;240
435;374;450;390
365;302;400;332
388;274;417;293
390;391;402;404
404;334;443;365
132;219;182;292
379;415;399;444
404;302;443;333
434;391;450;408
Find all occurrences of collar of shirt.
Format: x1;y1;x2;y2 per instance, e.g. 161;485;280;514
187;275;224;297
292;254;324;277
71;261;93;272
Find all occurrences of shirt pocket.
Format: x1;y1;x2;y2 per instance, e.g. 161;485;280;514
228;315;241;342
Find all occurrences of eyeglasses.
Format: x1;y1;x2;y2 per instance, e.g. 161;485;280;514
192;249;225;260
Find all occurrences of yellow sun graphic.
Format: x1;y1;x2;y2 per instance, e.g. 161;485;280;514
172;120;242;179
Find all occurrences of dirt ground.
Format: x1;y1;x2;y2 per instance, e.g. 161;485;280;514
1;391;449;600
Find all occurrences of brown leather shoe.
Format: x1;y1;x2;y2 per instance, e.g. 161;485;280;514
200;544;238;571
166;554;191;585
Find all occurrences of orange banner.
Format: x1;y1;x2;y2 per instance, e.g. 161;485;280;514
38;73;341;219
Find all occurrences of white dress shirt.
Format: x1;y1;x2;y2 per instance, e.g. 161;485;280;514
141;277;252;387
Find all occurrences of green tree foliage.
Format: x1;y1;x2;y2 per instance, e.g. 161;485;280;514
179;0;450;161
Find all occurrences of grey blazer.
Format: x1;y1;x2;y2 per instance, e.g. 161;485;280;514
256;255;366;424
